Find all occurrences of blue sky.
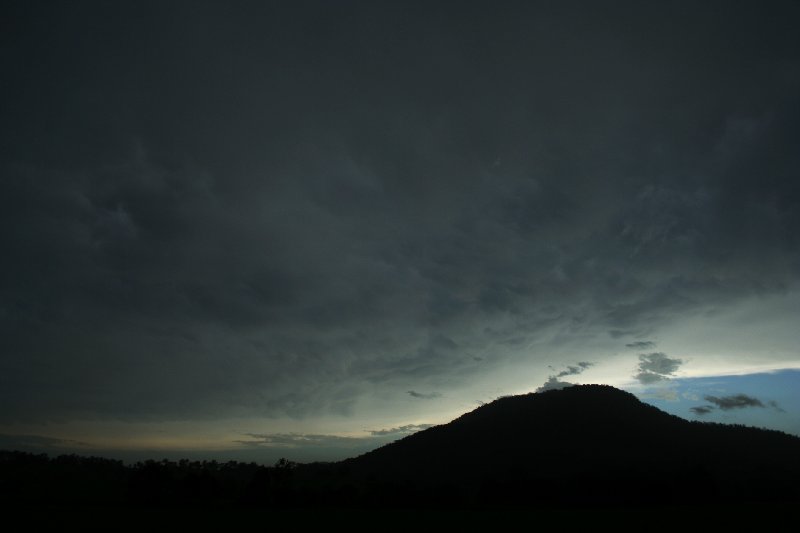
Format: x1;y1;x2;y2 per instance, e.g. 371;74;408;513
629;369;800;437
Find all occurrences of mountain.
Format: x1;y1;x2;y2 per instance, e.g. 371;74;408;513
324;385;800;506
3;385;799;512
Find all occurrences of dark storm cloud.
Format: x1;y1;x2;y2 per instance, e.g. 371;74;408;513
2;1;800;424
407;391;442;400
638;353;683;375
635;372;668;385
0;434;90;451
536;377;575;393
537;362;593;392
635;353;683;384
556;362;594;378
691;395;783;415
768;400;785;413
704;394;765;411
626;341;656;350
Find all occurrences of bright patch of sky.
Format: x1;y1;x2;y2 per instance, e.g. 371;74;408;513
630;369;800;437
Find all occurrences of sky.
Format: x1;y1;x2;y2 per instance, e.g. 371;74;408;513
1;1;799;464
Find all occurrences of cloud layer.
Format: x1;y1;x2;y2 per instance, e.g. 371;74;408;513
705;394;764;410
635;353;684;384
536;362;594;392
690;393;783;416
1;2;799;429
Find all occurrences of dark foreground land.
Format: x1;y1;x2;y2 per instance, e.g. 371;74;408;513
3;386;799;524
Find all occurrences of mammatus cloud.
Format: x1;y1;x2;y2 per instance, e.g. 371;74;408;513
407;391;441;400
634;353;683;384
690;394;784;416
625;341;656;350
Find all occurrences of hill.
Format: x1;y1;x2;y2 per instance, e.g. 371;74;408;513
2;385;799;510
321;385;800;506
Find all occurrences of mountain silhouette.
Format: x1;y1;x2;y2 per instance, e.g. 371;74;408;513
2;385;799;512
323;385;800;506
